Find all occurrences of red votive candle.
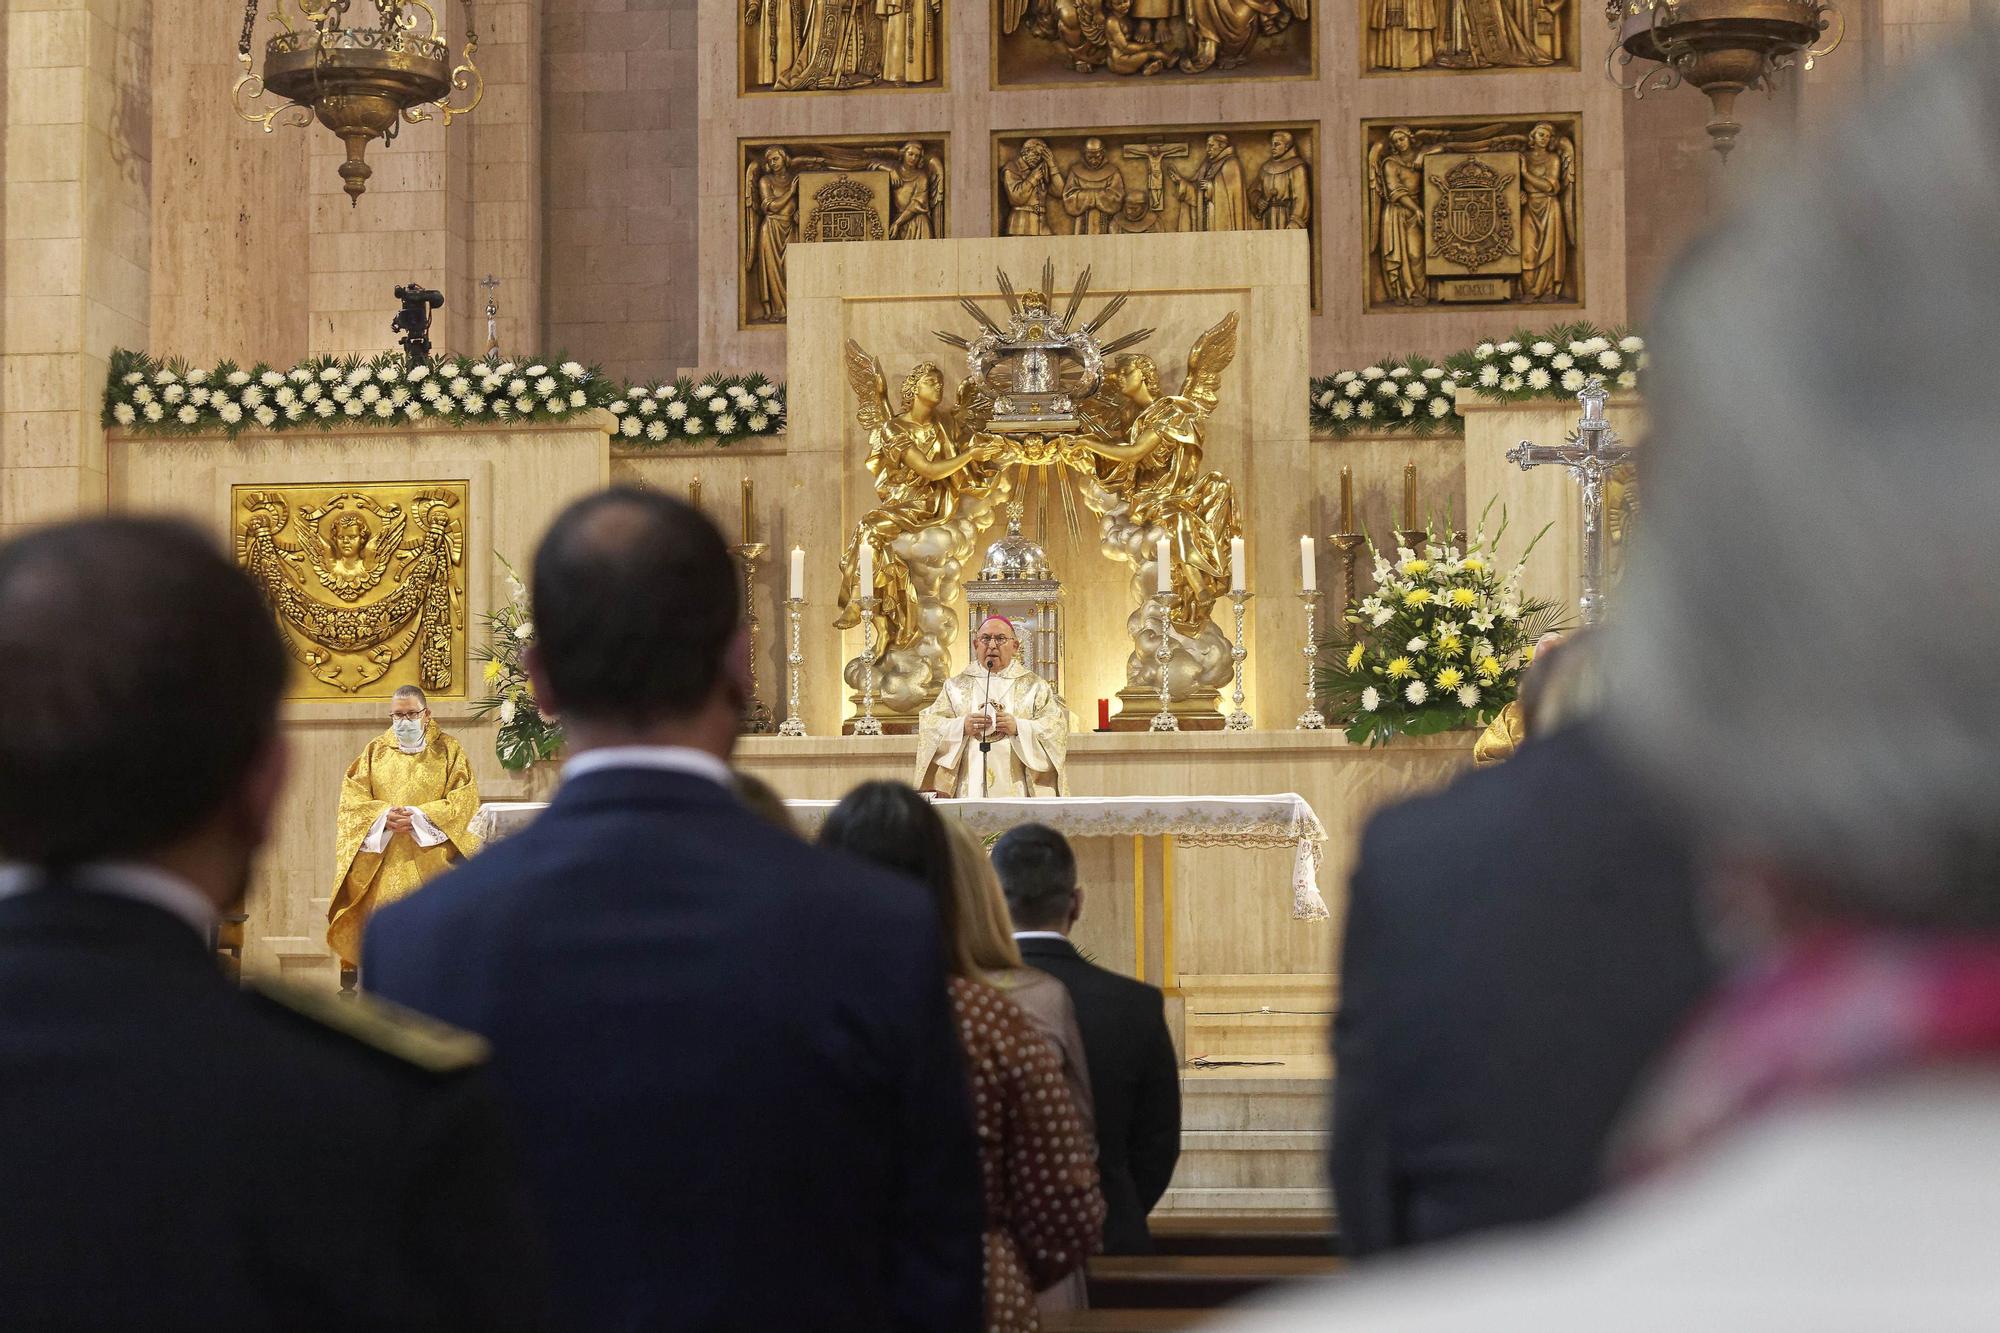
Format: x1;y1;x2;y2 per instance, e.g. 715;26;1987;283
1097;698;1111;732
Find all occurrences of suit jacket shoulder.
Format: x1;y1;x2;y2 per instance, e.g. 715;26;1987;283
244;978;490;1078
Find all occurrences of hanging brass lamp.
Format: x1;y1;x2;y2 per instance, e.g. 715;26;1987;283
233;1;484;205
1607;0;1841;159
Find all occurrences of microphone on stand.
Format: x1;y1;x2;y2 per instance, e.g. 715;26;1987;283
977;670;993;757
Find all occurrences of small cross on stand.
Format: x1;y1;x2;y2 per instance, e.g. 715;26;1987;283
479;274;502;365
1505;376;1634;626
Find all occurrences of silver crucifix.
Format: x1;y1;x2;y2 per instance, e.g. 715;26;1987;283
1506;376;1634;626
479;273;501;365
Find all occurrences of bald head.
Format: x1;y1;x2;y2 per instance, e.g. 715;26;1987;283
974;616;1019;671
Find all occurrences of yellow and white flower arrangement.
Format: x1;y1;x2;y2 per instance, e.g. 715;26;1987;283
1316;508;1562;743
471;558;564;771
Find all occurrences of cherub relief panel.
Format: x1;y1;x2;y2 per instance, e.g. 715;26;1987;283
994;0;1311;86
1361;0;1571;73
992;125;1318;306
742;0;944;91
741;136;948;328
1362;115;1580;311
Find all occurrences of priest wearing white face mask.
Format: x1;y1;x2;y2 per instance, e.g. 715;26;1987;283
915;616;1070;798
328;686;481;983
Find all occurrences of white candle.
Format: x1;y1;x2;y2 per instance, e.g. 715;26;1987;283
1155;535;1172;595
1230;536;1246;593
789;545;805;600
858;538;875;594
1300;534;1316;592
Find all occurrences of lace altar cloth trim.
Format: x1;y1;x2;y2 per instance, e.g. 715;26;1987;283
472;793;1329;920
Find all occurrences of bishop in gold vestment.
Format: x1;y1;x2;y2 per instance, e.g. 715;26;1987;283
915;617;1070;797
329;688;481;968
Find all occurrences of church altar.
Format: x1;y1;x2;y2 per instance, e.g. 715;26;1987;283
473;789;1330;993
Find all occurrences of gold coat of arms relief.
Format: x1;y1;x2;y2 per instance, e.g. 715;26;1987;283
232;482;469;700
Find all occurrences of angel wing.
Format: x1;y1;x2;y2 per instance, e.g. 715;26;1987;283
1555;133;1577;235
947;376;994;438
1179;313;1238;416
927;153;947;234
1365;140;1388;254
843;339;891;433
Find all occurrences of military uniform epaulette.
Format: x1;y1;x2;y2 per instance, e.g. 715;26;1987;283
246;977;490;1075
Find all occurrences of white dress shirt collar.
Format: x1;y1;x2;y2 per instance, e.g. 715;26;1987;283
0;861;218;941
1012;930;1070;942
561;745;734;789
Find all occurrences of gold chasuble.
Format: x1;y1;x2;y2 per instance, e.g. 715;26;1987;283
915;662;1070;797
328;721;482;966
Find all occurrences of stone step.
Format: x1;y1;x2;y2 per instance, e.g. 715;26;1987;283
1170;1130;1328;1191
1155;1185;1334;1215
1183;1010;1331;1062
1180;1075;1329;1133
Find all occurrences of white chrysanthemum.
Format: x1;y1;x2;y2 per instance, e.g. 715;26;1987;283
1405;680;1429;705
449;376;470;396
638;398;657;415
374;364;398;383
694;384;716;400
683;417;705;435
143;402;164;422
608;400;629;416
1474;342;1495;359
361;384;383;405
513;396;535;414
318;366;342;382
121;371;144;385
1317;390;1336;409
1421;366;1445;380
646;420;668;441
492;400;512;418
407;364;429;382
749;413;770;431
255;405;277;427
191;369;212;384
1501;374;1524;392
1530;341;1555;357
1376;381;1400;398
1361;686;1381;712
621;418;641;437
345;365;369;386
419;380;442;402
1398;399;1415;417
1617;370;1639;388
1526;368;1551;390
302;383;324;404
284;402;304;421
667;400;688;419
1361;366;1385;380
369;399;391;418
1407;636;1429;652
331;385;353;404
717;413;739;433
1390;366;1411;379
499;699;517;725
176;404;199;425
1405;380;1428;398
154;368;179;385
463;394;486;415
1334;370;1357;384
1344;380;1365;399
757;382;777;399
217;401;243;424
112;403;136;425
340;399;362;417
1477;365;1500;388
527;364;548;377
1498;340;1521;354
1560;369;1586;392
660;385;678;400
1457;683;1481;708
1371;607;1393;628
1508;354;1530;373
314;399;336;417
241;385;265;408
1619;335;1644;354
569;389;587;407
535;375;557;396
133;385;155;405
1359;401;1377;420
390;386;411;406
560;361;585;377
496;361;517;376
162;384;186;404
1333;400;1355;421
1597;349;1622;370
274;385;296;406
404;402;423;420
1428;396;1452;419
508;378;527;396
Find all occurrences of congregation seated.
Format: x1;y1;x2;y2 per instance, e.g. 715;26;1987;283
362;490;985;1331
994;824;1184;1256
820;782;1106;1333
0;518;543;1330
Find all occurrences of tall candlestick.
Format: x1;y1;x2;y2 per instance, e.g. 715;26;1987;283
778;595;807;736
1226;589;1253;731
1155;535;1172;594
689;476;703;511
1149;594;1179;733
740;477;754;544
789;545;805;600
1402;462;1417;532
858;536;875;592
1230;537;1246;593
1299;535;1316;592
1339;465;1355;534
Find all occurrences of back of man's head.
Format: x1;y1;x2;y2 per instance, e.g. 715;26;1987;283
991;823;1077;932
0;517;288;866
531;487;740;727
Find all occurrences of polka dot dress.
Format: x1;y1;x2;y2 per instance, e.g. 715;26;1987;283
950;976;1106;1333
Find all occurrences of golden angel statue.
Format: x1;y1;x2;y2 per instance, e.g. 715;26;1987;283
835;341;1010;714
1078;313;1243;633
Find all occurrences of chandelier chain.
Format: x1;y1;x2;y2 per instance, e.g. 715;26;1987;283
237;0;260;59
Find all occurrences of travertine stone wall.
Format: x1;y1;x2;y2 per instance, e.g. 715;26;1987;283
1;0;151;541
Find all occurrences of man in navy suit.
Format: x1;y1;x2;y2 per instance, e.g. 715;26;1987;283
365;488;984;1332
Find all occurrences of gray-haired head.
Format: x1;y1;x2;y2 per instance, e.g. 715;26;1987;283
1609;31;2000;927
391;685;428;708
